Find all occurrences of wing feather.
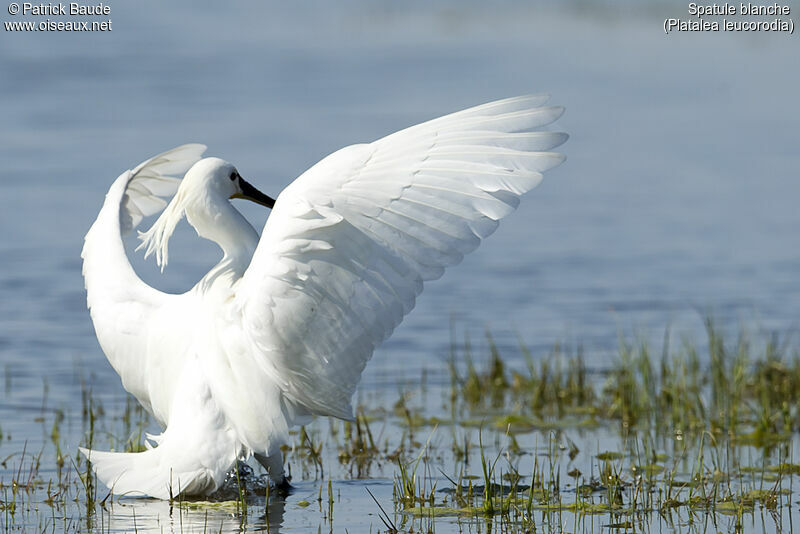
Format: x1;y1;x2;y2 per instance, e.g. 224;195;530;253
119;145;207;233
232;96;567;419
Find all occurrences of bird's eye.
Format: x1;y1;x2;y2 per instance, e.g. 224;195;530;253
230;171;239;182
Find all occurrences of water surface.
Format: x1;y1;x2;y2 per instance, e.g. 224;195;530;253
0;1;798;532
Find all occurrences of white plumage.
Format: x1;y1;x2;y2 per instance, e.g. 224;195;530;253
80;95;567;498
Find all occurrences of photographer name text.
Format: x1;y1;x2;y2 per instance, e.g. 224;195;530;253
5;2;112;32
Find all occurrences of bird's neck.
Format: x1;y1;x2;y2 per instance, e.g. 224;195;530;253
186;195;259;276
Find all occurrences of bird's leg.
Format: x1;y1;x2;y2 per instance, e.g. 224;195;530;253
254;451;292;492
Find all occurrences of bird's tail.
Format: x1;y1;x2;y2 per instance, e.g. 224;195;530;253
80;359;247;499
80;444;220;499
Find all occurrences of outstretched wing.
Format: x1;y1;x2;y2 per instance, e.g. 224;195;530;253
82;144;206;415
233;96;567;419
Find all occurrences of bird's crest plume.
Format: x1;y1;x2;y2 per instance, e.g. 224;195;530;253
136;185;190;272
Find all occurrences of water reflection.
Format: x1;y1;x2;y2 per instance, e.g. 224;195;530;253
97;495;285;533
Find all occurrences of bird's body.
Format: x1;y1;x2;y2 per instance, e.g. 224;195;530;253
81;95;567;498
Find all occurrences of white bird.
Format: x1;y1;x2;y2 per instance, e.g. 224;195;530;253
80;95;567;499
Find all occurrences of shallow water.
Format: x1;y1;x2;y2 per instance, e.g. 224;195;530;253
1;1;798;532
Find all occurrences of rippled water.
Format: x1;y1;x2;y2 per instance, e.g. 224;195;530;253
0;1;798;532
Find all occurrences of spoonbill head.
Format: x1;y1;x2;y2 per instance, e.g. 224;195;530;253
136;157;275;271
